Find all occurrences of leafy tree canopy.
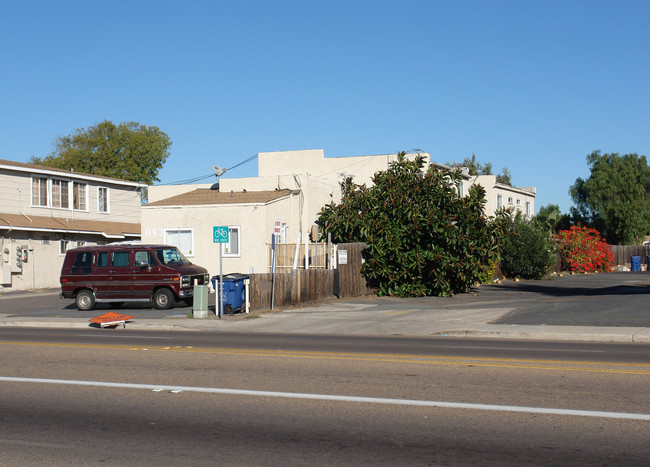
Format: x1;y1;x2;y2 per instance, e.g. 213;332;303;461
317;153;507;297
570;150;650;244
30;120;171;185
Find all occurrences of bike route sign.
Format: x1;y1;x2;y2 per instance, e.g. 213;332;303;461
213;226;229;244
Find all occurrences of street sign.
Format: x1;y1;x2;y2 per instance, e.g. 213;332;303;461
274;219;282;235
213;226;229;243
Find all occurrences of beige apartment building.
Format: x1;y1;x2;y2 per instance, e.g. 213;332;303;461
0;159;145;291
143;149;536;279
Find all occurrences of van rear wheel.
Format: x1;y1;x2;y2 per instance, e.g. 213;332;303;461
153;288;174;310
76;289;96;311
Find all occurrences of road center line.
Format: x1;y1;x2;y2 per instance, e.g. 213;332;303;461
1;376;649;421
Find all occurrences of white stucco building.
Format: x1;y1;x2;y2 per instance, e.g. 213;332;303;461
142;149;536;278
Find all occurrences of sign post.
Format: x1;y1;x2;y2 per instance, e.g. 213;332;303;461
271;219;281;310
213;226;229;318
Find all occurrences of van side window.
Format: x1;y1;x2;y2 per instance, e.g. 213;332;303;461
71;252;92;275
111;251;130;267
97;252;108;267
135;250;156;266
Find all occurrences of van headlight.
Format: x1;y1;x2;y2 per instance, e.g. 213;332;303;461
203;273;209;284
181;276;190;287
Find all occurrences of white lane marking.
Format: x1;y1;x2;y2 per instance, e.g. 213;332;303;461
76;334;174;339
1;376;649;421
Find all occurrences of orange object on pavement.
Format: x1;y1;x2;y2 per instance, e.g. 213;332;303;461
89;312;135;327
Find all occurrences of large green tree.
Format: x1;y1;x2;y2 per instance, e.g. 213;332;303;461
317;153;506;297
30;120;171;185
570;151;650;244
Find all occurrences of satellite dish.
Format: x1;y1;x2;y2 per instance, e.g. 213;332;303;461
212;165;226;177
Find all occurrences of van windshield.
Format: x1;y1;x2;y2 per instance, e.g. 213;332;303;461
154;248;191;266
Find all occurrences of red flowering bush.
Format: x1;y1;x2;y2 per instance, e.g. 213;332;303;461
555;225;614;273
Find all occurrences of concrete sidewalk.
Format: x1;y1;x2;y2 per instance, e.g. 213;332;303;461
0;284;649;343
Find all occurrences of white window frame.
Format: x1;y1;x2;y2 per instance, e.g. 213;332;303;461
222;226;241;257
59;240;71;255
496;194;503;210
32;176;49;207
97;186;110;213
51;178;70;209
526;201;531;217
507;196;514;205
165;228;194;257
73;182;88;211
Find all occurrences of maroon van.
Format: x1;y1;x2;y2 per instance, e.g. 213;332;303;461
60;243;209;311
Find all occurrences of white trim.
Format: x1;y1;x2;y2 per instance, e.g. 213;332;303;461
59;239;71;255
51;177;71;210
97;186;110;214
31;176;49;207
221;225;241;257
73;181;88;212
0;225;135;239
0;163;147;188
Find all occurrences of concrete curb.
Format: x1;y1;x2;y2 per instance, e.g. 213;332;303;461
437;326;650;343
1;317;649;343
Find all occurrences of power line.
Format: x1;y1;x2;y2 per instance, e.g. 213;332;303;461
160;154;259;185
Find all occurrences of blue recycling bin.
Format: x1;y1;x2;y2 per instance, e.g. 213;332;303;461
211;273;249;314
630;256;641;271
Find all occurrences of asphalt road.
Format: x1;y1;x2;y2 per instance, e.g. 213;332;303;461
1;328;649;465
2;272;650;327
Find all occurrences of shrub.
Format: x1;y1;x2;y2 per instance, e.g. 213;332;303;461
556;225;614;273
500;213;557;280
317;153;504;297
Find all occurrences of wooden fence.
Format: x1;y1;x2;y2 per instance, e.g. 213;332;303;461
246;242;650;310
270;242;328;270
608;244;650;266
249;242;374;311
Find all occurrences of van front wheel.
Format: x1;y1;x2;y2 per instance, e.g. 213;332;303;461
76;289;96;311
153;289;174;310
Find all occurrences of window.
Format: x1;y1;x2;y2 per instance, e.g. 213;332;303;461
71;252;92;275
52;179;69;209
98;187;109;213
222;226;240;257
135;250;156;266
507;197;514;205
73;182;87;210
97;252;108;267
77;240;87;248
154;248;190;265
166;229;193;256
516;198;521;206
496;194;503;209
110;251;130;267
526;201;531;217
60;240;71;255
32;177;48;207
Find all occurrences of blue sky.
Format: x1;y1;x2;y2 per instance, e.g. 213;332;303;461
1;1;648;213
